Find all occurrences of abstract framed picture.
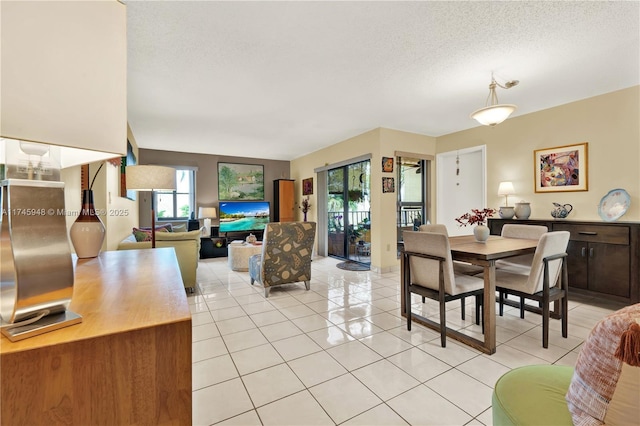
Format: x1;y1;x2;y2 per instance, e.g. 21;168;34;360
218;162;264;200
382;156;394;173
382;177;395;193
534;142;588;193
302;177;313;195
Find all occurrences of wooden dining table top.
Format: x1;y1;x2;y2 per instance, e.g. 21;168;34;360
448;235;539;262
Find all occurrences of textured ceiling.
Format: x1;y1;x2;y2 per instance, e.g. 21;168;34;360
127;1;639;161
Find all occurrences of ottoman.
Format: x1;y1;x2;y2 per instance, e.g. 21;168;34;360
492;364;574;426
228;243;262;271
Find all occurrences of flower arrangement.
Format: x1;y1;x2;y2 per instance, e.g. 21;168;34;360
299;196;311;214
300;196;311;221
455;208;496;227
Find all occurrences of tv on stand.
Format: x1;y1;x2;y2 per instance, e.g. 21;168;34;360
219;201;270;240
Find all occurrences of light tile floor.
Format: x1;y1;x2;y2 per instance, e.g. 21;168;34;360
189;256;626;426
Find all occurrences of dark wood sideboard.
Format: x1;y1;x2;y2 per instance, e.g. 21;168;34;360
488;218;640;304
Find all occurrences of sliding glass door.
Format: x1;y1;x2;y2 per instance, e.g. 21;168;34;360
327;160;370;264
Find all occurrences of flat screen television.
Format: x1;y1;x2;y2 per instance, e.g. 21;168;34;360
219;201;270;233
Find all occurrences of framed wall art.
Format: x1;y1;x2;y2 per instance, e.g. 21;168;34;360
302;177;313;195
120;140;137;200
218;162;264;200
382;156;394;173
382;177;395;193
534;142;588;192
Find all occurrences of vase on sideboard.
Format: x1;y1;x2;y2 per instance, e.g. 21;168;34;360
514;202;531;219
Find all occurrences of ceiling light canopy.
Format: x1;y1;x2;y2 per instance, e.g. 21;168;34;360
470;75;519;126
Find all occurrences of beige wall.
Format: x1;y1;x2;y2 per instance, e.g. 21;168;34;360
138;149;290;229
436;86;639;222
292;86;638;272
290;128;436;272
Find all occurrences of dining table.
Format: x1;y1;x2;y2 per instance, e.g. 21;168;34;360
400;234;539;355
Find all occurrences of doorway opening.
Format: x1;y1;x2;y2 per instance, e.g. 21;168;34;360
396;155;431;257
327;160;371;265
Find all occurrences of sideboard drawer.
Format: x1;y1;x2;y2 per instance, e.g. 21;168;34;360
553;223;629;245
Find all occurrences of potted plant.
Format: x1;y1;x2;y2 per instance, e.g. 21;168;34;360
455;208;496;242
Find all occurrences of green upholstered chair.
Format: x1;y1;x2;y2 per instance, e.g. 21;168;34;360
493;365;574;426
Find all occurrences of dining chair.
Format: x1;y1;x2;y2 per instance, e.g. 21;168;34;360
497;224;548;317
494;231;570;348
418;224;484;322
403;231;485;347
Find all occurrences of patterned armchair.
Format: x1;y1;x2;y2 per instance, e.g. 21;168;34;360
249;222;316;297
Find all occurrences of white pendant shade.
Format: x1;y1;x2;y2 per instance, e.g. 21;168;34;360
470;104;517;126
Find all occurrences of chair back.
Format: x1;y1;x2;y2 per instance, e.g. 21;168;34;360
260;222;316;285
501;224;548;240
500;224;548;268
524;231;570;294
403;231;456;294
418;224;449;236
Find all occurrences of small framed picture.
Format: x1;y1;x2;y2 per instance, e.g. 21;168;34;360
534;142;588;192
302;177;313;195
382;157;394;173
382;177;395;193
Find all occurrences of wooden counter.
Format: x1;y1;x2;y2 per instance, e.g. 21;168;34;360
1;248;192;425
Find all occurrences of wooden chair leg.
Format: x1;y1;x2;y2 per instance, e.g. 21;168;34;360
561;293;568;338
475;295;481;325
542;295;550;349
461;297;466;321
422;296;425;303
439;293;446;347
405;283;412;332
499;291;504;316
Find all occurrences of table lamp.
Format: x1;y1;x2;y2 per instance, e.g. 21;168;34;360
199;207;217;237
126;165;177;248
498;181;516;219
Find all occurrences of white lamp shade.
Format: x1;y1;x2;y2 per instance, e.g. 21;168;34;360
498;181;515;196
470;104;517;126
126;165;176;191
198;207;217;219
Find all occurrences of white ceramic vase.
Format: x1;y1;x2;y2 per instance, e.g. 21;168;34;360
473;224;490;243
70;190;105;258
515;202;531;219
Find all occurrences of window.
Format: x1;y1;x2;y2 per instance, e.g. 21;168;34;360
155;169;195;220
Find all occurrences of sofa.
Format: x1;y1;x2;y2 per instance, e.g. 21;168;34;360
118;228;201;292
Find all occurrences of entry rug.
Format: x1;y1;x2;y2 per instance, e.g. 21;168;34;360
336;261;370;271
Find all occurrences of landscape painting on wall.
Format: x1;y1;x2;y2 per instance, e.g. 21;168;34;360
218;162;264;200
534;142;588;192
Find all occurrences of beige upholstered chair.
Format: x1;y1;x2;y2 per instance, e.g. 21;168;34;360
418;224;483;321
249;222;316;297
497;224;548;316
494;231;570;348
403;231;485;347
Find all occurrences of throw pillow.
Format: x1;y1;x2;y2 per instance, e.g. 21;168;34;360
172;223;187;232
132;226;171;242
565;303;640;425
138;223;173;232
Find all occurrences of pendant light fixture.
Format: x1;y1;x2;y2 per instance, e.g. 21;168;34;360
470;74;519;126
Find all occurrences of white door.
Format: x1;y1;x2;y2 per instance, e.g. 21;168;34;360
436;146;486;236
